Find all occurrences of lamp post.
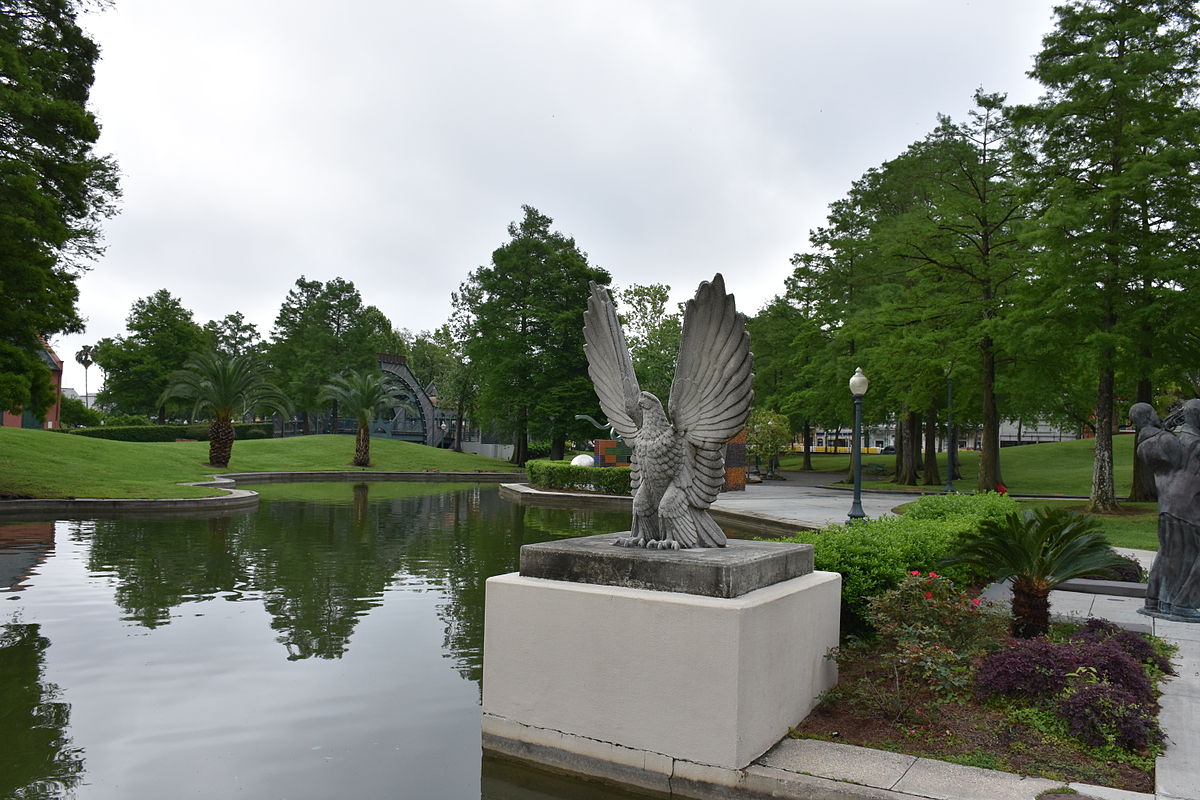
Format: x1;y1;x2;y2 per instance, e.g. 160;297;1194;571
848;367;869;523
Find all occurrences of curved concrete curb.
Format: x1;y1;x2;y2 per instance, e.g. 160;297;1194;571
0;471;527;518
223;470;524;485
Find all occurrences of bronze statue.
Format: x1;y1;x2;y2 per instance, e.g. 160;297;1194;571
1131;402;1200;620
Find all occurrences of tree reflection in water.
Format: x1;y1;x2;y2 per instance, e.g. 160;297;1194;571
76;483;629;675
0;621;85;799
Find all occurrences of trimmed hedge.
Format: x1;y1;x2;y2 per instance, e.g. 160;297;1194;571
526;459;632;496
784;492;1019;626
70;423;275;442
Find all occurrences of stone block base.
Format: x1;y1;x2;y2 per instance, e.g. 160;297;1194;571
481;569;841;770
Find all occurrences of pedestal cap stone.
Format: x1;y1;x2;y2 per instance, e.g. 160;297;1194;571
518;532;813;598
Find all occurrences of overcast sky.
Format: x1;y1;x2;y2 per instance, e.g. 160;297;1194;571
55;0;1060;394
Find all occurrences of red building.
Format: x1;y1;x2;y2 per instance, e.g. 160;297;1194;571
1;342;63;430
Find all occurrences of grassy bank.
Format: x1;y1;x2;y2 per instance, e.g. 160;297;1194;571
0;428;514;500
779;436;1139;497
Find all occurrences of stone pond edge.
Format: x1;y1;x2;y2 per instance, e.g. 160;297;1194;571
0;470;528;516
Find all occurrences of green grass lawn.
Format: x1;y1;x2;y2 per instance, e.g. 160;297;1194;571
0;428;514;500
779;436;1140;497
780;438;1157;550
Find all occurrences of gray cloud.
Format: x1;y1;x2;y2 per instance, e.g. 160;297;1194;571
54;0;1057;392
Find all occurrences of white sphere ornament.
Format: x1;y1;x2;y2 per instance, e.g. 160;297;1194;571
570;454;595;467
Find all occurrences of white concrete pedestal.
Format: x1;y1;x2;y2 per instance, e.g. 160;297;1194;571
481;570;840;773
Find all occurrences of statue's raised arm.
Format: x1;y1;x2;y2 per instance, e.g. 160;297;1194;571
582;274;753;550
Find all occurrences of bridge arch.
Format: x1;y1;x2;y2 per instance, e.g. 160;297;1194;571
376;353;441;448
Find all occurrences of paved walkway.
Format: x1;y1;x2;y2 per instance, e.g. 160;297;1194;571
712;470;910;529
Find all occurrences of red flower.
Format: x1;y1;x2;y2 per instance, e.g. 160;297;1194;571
929;572;939;578
972;598;982;606
910;570;921;576
925;592;933;599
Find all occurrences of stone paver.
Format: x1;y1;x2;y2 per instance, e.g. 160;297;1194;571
759;739;915;790
891;758;1060;800
1068;783;1154;800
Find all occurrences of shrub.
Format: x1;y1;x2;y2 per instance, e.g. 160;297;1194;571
69;422;274;443
1101;555;1146;583
107;413;152;426
526;459;632;495
71;425;181;442
786;493;1017;627
903;491;1019;521
1070;619;1174;675
976;637;1154;706
975;637;1082;701
786;514;991;624
1057;679;1164;751
867;572;1008;658
853;572;1008;698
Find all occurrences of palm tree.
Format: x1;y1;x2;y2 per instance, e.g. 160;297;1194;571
943;508;1125;638
319;370;403;467
158;351;290;468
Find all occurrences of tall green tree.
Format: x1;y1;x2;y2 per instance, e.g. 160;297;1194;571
615;283;682;401
267;277;399;430
319;370;403;467
872;92;1033;492
454;206;611;464
158;350;289;468
94;290;205;421
203;312;262;357
0;0;119;417
1014;0;1200;511
746;295;832;470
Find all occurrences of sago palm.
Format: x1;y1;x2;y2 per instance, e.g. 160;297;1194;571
319;370;403;467
158;351;290;468
942;508;1125;638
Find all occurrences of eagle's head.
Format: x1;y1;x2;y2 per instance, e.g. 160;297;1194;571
638;391;668;429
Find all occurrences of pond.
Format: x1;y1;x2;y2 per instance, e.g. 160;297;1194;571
0;482;668;800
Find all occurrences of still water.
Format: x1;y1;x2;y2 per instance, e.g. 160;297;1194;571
0;483;660;800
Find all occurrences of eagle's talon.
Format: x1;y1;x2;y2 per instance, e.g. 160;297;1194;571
613;536;645;548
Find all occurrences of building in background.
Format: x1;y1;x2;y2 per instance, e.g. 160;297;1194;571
1;342;63;430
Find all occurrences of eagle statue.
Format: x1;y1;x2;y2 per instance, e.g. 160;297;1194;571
583;274;754;549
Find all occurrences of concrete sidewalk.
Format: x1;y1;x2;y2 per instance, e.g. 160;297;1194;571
711;472;908;529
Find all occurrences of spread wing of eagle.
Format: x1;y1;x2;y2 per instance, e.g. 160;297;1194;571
583;274;754;549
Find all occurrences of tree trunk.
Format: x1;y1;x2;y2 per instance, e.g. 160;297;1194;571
802;421;813;471
352;482;368;526
452;404;464;452
978;334;1003;492
1011;579;1051;638
922;406;941;486
1128;376;1156;502
1089;360;1120;512
157;404;167;426
550;435;565;462
209;418;235;467
895;409;919;485
510;405;528;466
353;425;370;467
301;411;311;436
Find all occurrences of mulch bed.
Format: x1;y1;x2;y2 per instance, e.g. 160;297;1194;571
793;653;1155;793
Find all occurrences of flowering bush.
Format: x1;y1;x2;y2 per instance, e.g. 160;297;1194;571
826;573;1006;719
867;571;1008;657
